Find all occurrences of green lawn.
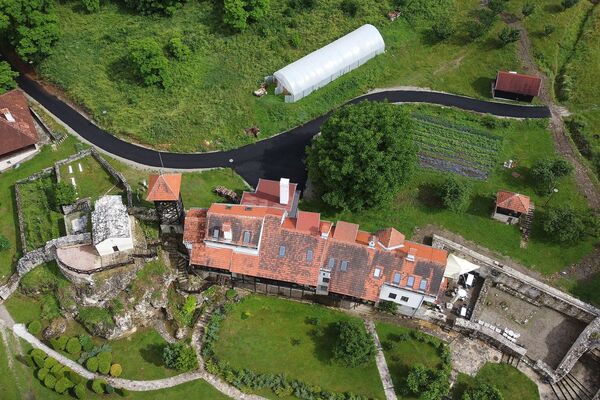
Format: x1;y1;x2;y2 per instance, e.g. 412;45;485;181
213;295;385;399
303;104;596;275
376;323;444;399
557;273;600;308
452;363;539;400
38;0;520;152
58;155;124;201
181;169;249;209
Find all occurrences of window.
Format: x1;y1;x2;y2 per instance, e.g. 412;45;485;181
212;228;220;240
406;276;415;288
242;231;251;244
340;260;348;271
373;267;381;278
319;285;328;291
393;272;401;285
419;279;428;291
322;278;330;283
401;296;409;302
327;257;336;270
306;249;313;262
388;293;397;299
112;246;119;252
279;245;286;257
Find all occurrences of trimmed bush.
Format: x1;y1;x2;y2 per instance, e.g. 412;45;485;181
67;337;82;355
98;351;113;364
44;373;57;389
51;335;69;351
25;355;35;368
79;334;94;352
67;370;83;384
105;384;115;394
55;377;74;394
91;379;105;394
31;348;46;359
110;363;123;377
119;388;131;397
33;354;46;369
73;383;87;399
37;367;49;380
44;357;58;369
85;356;99;372
50;362;64;377
98;359;111;375
27;320;42;336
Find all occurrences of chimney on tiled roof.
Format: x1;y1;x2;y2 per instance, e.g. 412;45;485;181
280;178;290;205
368;235;376;248
1;108;15;123
407;247;417;262
222;222;232;241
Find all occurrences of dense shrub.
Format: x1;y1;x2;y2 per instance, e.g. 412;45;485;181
306;101;416;211
522;2;535;16
223;0;270;31
439;175;471;212
487;0;507;14
110;363;123;377
163;342;198;371
37;367;49;380
44;357;58;369
44;373;57;389
81;0;100;12
55;377;75;394
565;117;592;158
51;335;69;351
91;379;105;394
462;382;504;400
288;0;316;10
405;364;450;400
50;182;77;208
430;17;455;41
77;307;114;333
105;384;115;394
79;334;94;352
73;383;87;399
33;354;46;369
28;320;42;336
498;27;520;45
340;0;359;17
129;38;171;88
561;0;579;10
85;356;99;372
175;295;197;327
225;289;237;300
332;320;376;367
50;362;64;377
67;337;82;355
543;206;586;243
98;351;113;364
466;20;486;40
543;25;556;36
377;300;398;314
122;0;186;15
0;62;18;94
167;37;191;61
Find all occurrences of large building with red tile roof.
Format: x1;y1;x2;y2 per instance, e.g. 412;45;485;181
0;89;40;171
492;71;542;103
240;178;300;217
184;200;449;315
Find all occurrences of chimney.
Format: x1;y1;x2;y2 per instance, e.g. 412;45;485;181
222;222;232;241
279;178;290;205
1;108;15;123
368;235;376;248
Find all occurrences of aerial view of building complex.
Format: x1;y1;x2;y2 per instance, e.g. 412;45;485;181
0;0;599;399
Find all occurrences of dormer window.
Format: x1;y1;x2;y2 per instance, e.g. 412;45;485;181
406;254;415;262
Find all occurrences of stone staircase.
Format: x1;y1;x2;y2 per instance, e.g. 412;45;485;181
520;203;535;242
551;372;595;400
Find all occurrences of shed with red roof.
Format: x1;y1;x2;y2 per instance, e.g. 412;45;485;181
493;190;532;225
492;71;542;102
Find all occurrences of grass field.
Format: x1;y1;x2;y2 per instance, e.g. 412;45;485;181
303;104;596;275
58;155;124;201
38;0;520;152
376;323;444;399
452;363;539;400
212;295;384;399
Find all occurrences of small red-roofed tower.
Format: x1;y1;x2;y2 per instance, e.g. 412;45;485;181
146;174;184;225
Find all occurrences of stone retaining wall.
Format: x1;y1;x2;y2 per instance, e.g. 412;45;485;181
16;233;92;276
554;317;600;380
128;207;159;221
453;318;527;358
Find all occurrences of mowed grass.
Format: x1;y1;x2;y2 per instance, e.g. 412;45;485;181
303;105;596;275
181;169;249;208
213;295;385;399
58;155;124;201
376;323;443;399
452;363;539;400
39;0;520;152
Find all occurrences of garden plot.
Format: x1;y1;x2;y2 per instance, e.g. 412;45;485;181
413;114;503;179
59;156;123;201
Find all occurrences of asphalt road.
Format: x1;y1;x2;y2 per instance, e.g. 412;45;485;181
16;74;550;189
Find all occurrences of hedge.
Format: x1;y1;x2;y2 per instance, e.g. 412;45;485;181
44;357;58;369
44;373;57;389
27;320;42;336
33;354;46;369
67;337;82;355
85;356;98;372
55;377;74;394
91;379;105;394
110;363;123;377
98;359;111;375
51;335;69;351
50;362;63;377
37;367;49;380
73;383;87;399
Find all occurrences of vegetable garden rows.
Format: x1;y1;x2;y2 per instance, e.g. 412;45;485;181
412;115;503;179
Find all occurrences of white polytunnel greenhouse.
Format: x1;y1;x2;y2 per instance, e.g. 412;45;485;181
272;24;385;103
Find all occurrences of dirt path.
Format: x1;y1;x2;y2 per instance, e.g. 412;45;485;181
507;15;600;210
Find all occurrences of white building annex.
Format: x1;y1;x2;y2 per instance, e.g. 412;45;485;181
273;24;385;103
91;195;134;256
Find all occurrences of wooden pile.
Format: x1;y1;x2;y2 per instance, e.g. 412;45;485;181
213;186;239;203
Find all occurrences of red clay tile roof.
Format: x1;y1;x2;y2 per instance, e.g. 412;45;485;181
496;191;530;214
0;89;38;157
183;209;207;244
377;227;405;249
146;174;182;201
241;178;298;213
332;221;359;243
295;211;321;235
495;71;542;97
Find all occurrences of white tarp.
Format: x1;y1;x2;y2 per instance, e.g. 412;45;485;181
443;253;480;280
273;24;385;102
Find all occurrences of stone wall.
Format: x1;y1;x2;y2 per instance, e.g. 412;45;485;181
16;233;92;276
453;318;527;358
554;317;600;381
128;207;159;221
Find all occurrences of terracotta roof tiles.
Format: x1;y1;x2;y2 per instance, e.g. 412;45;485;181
496;191;531;214
146;174;182;201
495;71;542;97
0;89;38;157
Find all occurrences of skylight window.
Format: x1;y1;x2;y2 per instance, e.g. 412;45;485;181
406;276;415;288
340;260;348;271
279;245;286;257
306;249;313;261
374;267;381;278
419;279;427;291
393;272;401;285
327;257;335;270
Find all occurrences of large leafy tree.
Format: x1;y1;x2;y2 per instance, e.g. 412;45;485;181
543;206;587;243
0;61;18;93
306;101;417;211
332;320;376;367
223;0;270;31
128;38;171;88
0;0;60;62
531;158;573;194
439;175;471;212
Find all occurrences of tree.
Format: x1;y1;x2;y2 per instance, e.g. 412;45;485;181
430;17;455;41
522;2;535;17
561;0;579;10
129;38;171;88
223;0;270;31
51;181;77;208
332;320;376;367
122;0;186;15
439;176;471;212
0;61;18;94
462;383;503;400
306;101;417;211
167;37;191;61
498;27;520;45
406;364;430;393
163;342;198;371
0;0;60;62
531;158;573;194
488;0;507;15
543;206;586;243
0;234;11;251
81;0;100;12
466;20;486;40
405;364;450;400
